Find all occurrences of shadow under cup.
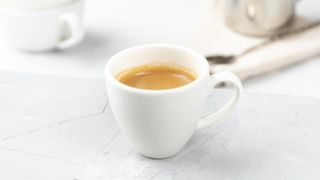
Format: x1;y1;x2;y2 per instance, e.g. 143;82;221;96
105;44;211;158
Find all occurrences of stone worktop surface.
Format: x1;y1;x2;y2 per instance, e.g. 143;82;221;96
0;70;319;179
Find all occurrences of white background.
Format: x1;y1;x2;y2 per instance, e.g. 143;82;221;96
0;0;319;97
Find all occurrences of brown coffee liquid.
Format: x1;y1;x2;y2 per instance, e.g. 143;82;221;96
117;63;197;90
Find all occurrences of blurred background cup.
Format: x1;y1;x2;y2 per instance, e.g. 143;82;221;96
0;0;84;52
223;0;296;36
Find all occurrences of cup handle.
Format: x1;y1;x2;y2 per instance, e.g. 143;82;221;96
197;71;243;129
57;13;83;49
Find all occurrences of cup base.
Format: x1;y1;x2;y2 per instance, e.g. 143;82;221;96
136;146;185;159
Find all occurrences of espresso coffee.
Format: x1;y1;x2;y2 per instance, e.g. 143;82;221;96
117;63;197;90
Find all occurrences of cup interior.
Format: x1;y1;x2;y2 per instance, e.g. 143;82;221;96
107;44;208;81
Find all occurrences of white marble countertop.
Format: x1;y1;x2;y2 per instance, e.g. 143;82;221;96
0;70;319;180
0;0;319;97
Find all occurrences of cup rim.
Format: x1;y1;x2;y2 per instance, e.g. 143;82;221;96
105;44;209;95
0;0;83;15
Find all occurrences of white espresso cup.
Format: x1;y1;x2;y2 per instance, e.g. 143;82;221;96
0;0;84;51
105;44;243;158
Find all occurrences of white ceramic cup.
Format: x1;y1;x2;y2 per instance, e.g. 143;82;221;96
0;0;84;51
105;44;243;158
